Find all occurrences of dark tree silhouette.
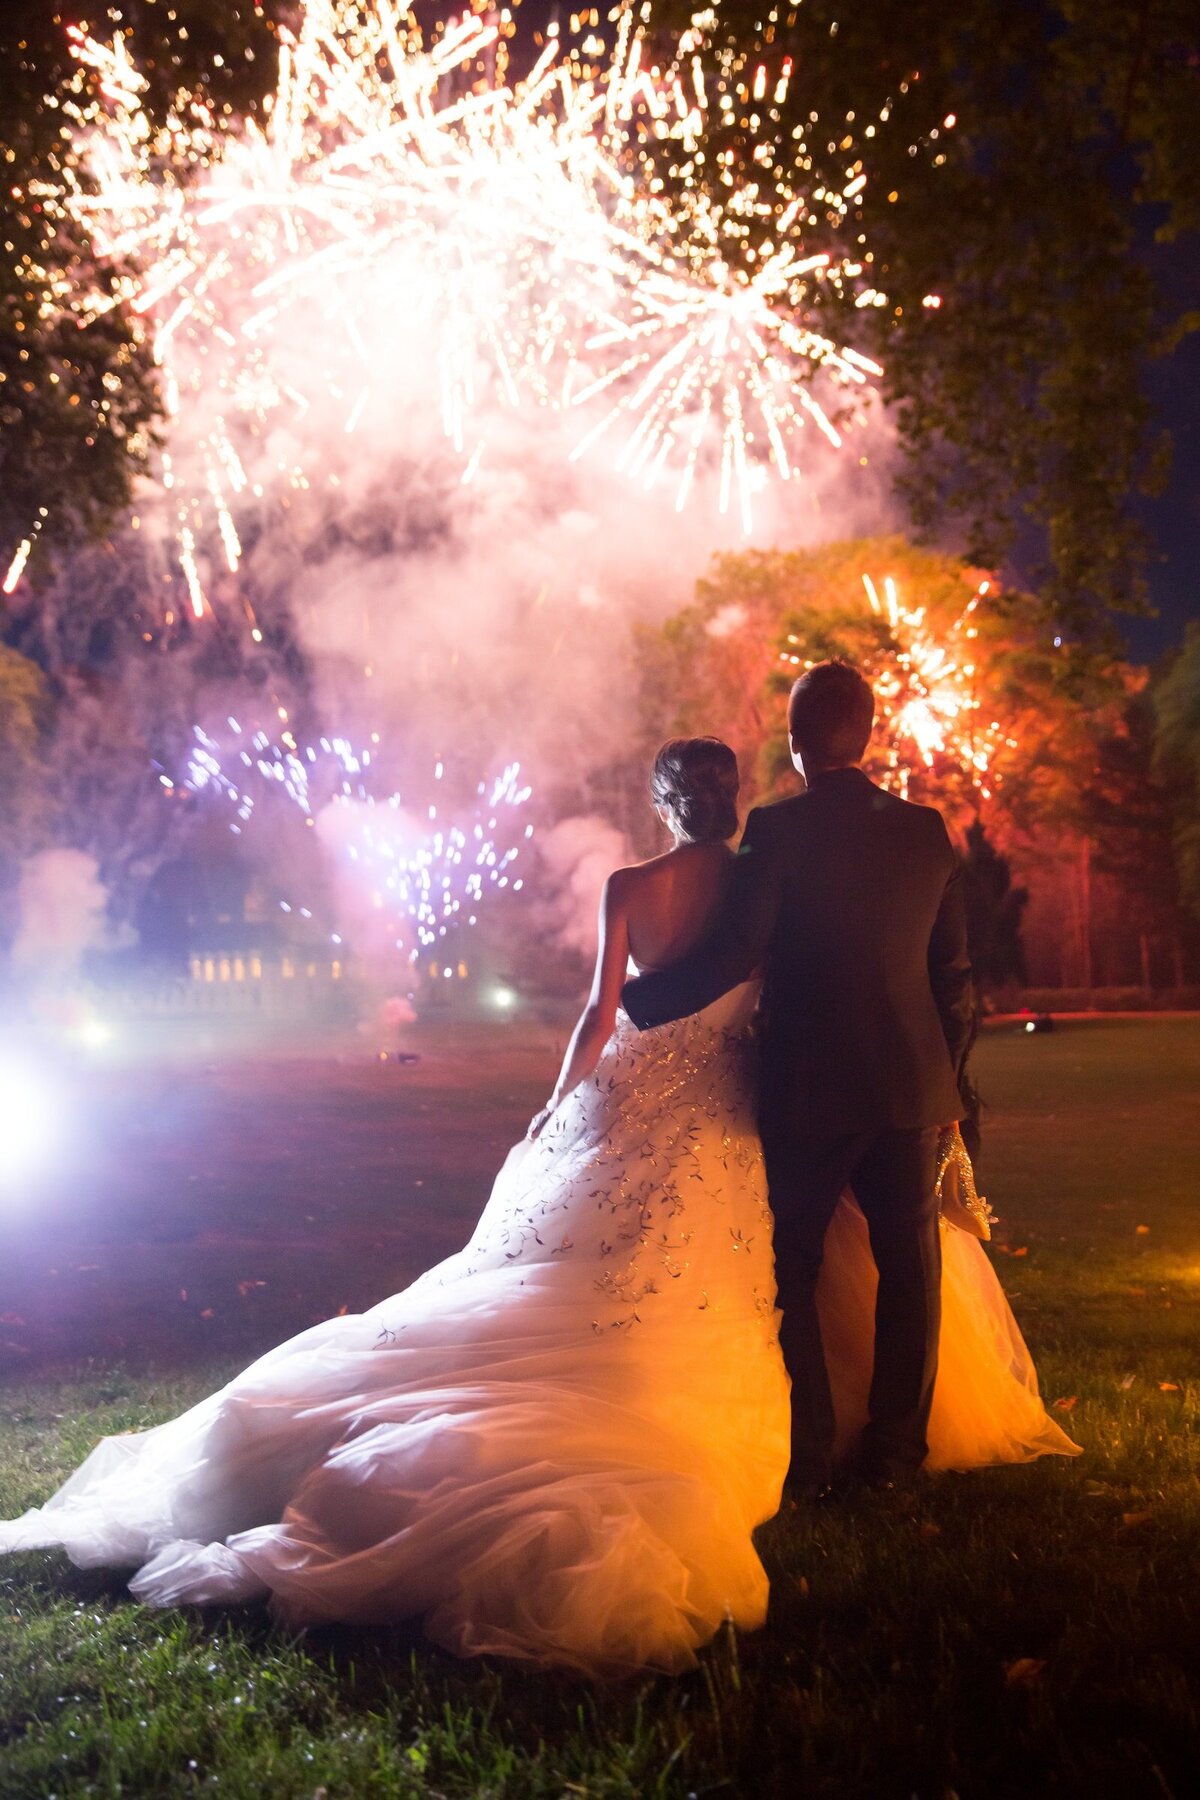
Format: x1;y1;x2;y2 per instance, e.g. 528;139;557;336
961;819;1028;995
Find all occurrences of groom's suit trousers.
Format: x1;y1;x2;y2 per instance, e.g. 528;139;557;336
763;1122;942;1485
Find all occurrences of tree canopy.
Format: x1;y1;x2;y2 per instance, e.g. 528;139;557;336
0;2;292;589
1154;623;1200;919
636;535;1138;840
655;0;1200;632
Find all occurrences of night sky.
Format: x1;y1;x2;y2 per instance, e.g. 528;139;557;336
1127;323;1199;664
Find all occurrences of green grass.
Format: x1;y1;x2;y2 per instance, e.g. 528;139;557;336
2;1018;1199;1798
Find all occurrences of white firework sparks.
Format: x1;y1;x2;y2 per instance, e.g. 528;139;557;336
181;720;533;956
37;1;885;621
782;573;1014;801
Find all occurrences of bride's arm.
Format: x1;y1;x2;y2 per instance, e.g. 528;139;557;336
527;871;631;1138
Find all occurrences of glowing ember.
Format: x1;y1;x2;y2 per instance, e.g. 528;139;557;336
2;540;34;596
31;1;885;616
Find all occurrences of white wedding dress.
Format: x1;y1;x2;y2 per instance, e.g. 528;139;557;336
0;982;1077;1675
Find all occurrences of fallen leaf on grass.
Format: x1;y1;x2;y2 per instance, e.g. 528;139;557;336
919;1520;941;1540
1053;1396;1078;1412
1121;1511;1153;1529
1135;1225;1150;1235
236;1280;267;1298
1119;1374;1135;1390
797;1576;810;1597
199;1308;215;1321
1003;1658;1046;1688
1159;1382;1180;1392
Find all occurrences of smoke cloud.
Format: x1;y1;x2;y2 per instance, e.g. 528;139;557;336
37;12;904;970
12;848;110;976
535;814;635;960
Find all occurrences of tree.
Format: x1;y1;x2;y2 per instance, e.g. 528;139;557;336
0;3;295;589
961;821;1028;995
650;0;1199;632
637;535;1132;839
1154;622;1200;920
0;5;163;586
635;533;1200;986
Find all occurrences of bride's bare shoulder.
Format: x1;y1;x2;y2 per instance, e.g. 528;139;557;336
600;853;674;928
607;848;679;897
610;843;733;911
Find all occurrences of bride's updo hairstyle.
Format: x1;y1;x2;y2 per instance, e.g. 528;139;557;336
650;737;740;844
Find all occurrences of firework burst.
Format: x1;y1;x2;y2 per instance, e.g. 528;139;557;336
31;1;886;623
180;720;533;958
782;573;1015;802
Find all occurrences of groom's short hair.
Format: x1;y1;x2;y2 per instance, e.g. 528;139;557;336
788;660;875;766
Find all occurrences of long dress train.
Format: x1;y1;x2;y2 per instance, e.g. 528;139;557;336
0;985;1076;1675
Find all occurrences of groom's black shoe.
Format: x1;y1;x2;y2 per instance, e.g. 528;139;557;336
854;1460;919;1496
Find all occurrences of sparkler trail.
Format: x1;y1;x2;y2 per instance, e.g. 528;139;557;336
35;1;888;623
180;721;533;959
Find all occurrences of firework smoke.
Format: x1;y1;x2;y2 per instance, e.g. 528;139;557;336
16;3;902;970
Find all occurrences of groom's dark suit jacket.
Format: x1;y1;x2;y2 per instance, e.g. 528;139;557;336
622;768;973;1137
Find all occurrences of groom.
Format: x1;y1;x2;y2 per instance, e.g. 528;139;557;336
622;661;974;1495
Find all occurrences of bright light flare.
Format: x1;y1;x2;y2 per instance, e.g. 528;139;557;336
0;1060;59;1192
75;1017;115;1051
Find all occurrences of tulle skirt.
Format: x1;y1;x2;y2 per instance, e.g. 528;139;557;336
0;1265;788;1675
821;1197;1080;1471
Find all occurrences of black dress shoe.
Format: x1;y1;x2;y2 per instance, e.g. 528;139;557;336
858;1465;918;1494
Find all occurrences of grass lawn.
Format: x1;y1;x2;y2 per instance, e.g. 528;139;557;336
1;1017;1198;1798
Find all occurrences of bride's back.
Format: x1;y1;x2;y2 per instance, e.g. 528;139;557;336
622;842;734;973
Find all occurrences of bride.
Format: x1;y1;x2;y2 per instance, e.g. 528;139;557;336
0;738;1077;1677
